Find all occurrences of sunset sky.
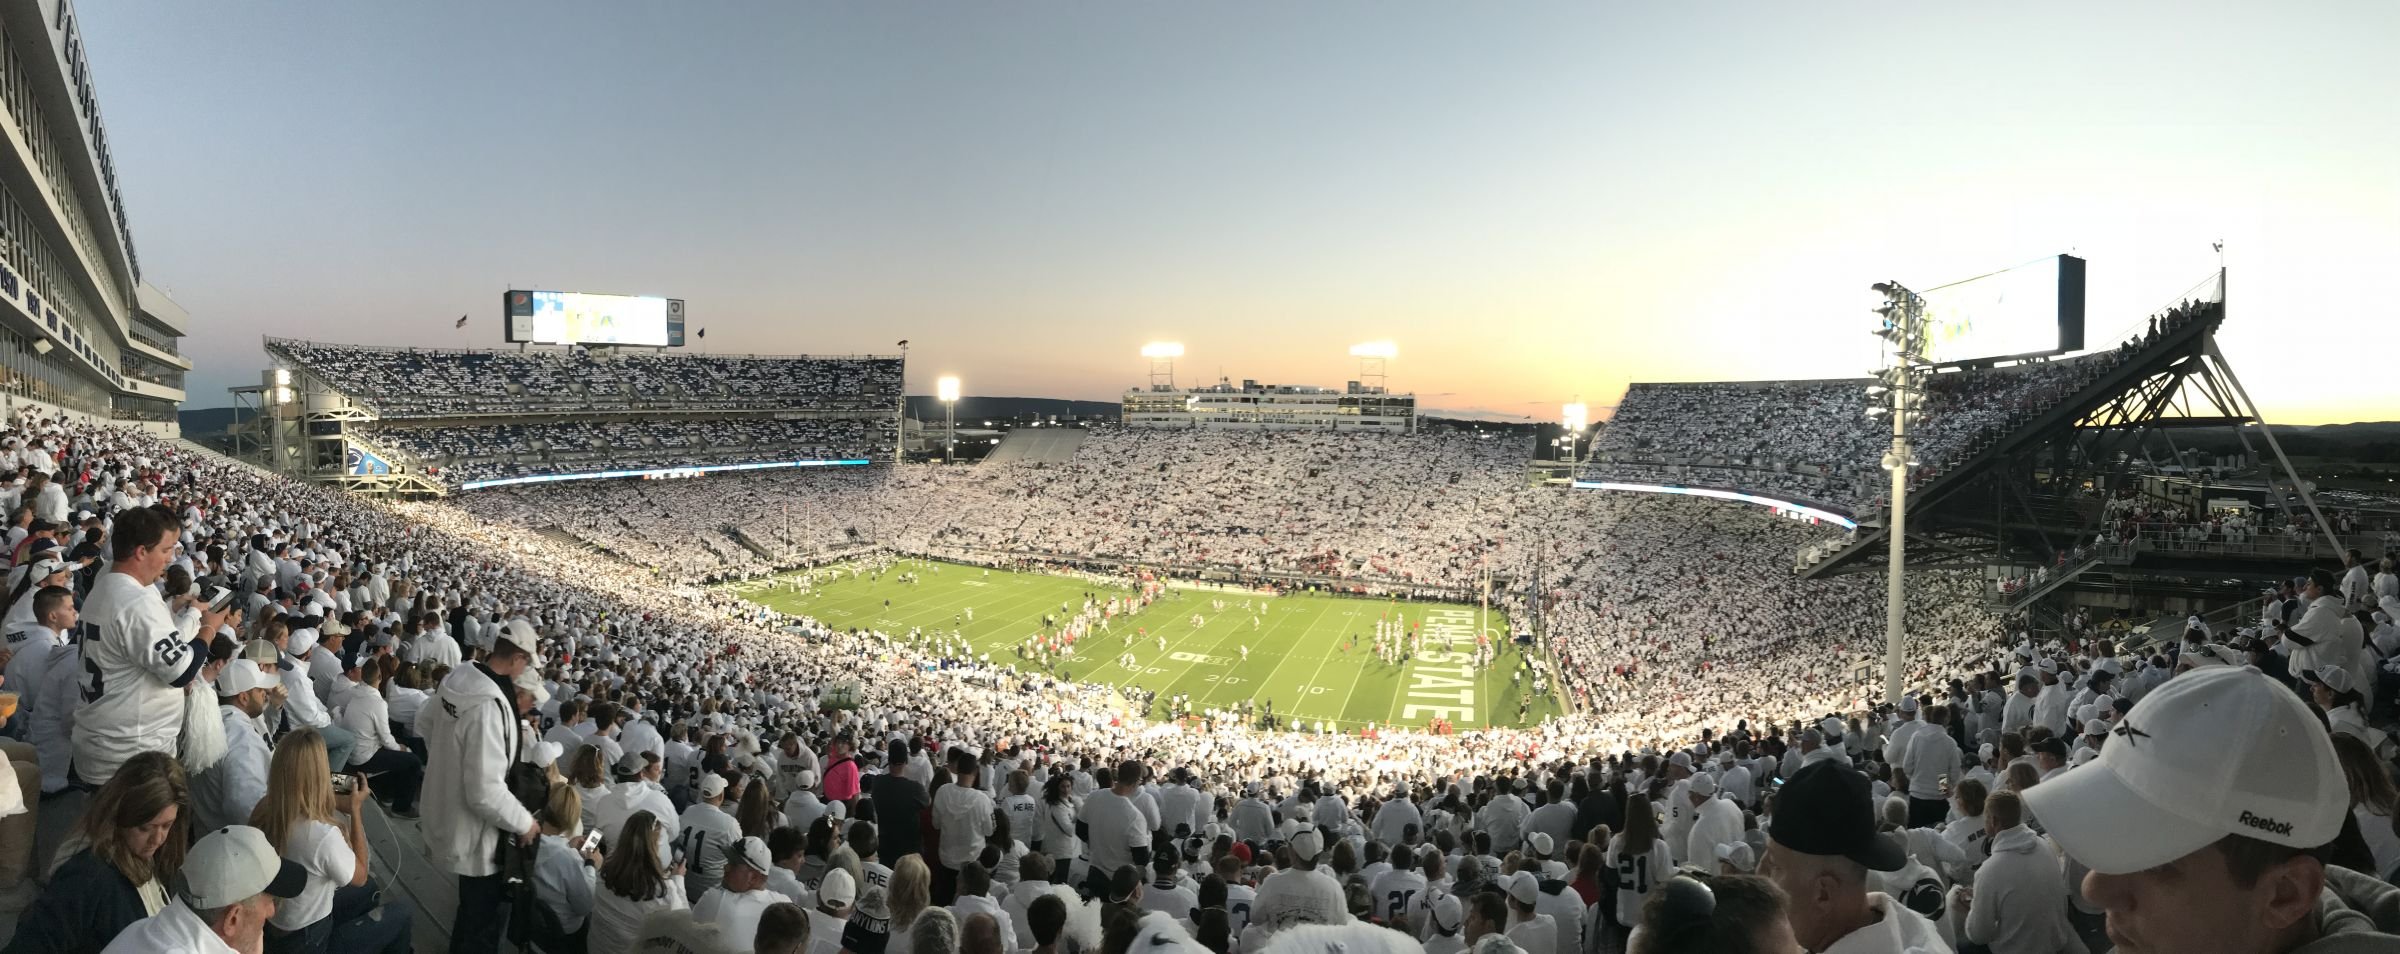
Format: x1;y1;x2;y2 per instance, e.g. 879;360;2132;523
81;2;2399;423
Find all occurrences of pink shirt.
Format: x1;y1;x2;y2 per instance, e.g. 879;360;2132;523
823;752;860;803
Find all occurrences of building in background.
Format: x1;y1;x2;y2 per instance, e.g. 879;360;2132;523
0;0;188;432
1123;377;1416;432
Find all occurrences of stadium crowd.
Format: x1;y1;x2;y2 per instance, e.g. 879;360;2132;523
355;418;897;487
0;340;2395;954
267;341;904;419
1586;299;2225;517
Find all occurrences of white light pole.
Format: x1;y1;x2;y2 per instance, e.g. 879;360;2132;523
1561;401;1588;479
1868;281;1928;706
937;375;961;464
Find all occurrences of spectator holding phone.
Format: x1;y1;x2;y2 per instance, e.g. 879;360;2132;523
249;728;411;954
531;783;601;954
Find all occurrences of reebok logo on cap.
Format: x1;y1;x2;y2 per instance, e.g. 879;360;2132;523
2238;810;2294;837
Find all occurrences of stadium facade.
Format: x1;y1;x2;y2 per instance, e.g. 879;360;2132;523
0;1;188;432
1122;378;1416;432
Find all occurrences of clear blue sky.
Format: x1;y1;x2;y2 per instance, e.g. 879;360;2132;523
81;1;2400;422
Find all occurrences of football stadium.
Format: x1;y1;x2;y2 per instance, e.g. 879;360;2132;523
5;3;2398;953
723;557;1554;732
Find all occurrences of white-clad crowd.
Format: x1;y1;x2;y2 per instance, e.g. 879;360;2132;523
267;341;904;418
1587;299;2225;518
0;356;2391;954
355;416;898;488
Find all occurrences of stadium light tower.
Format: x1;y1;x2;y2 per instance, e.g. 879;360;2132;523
1869;279;1929;706
1140;342;1184;391
1560;401;1589;478
937;375;961;464
1349;341;1398;393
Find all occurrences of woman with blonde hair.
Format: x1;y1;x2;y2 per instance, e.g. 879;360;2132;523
250;728;412;954
884;855;934;954
2332;732;2400;879
530;782;601;954
590;811;688;954
8;751;188;954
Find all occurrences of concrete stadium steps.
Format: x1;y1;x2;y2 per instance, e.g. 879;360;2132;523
539;525;654;569
724;524;777;560
984;428;1086;464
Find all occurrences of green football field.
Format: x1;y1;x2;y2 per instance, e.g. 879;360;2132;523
721;558;1563;731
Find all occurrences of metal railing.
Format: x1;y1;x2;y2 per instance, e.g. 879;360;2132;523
1987;549;2108;609
2108;526;2381;561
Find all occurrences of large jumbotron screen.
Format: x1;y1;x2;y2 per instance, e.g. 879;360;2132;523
504;289;686;347
1919;253;2085;364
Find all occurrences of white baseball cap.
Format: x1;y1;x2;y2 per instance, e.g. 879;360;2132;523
1289;828;1324;861
2303;665;2355;695
1898;695;1919;713
1428;894;1463;933
818;866;856;907
513;668;549;706
499;618;545;663
725;836;772;874
1714;841;1756;872
181;826;306;909
1687;773;1717;797
2023;666;2344;875
699;773;729;799
1506;871;1539;905
217;659;273;696
1526;832;1553;858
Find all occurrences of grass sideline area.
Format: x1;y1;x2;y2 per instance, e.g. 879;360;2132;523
721;557;1565;731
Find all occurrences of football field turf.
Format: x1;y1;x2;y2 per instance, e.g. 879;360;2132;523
721;558;1564;731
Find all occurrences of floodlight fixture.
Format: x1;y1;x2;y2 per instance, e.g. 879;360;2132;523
1139;342;1185;359
1348;341;1399;359
274;368;292;386
1561;402;1589;433
936;376;961;403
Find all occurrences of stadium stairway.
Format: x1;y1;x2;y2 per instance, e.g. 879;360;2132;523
180;438;279;475
724;524;776;560
983;427;1086;464
534;525;653;570
1988;549;2112;612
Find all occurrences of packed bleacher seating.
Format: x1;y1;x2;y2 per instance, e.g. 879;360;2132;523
354;416;897;486
7;336;2398;954
1586;299;2225;516
266;338;904;418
